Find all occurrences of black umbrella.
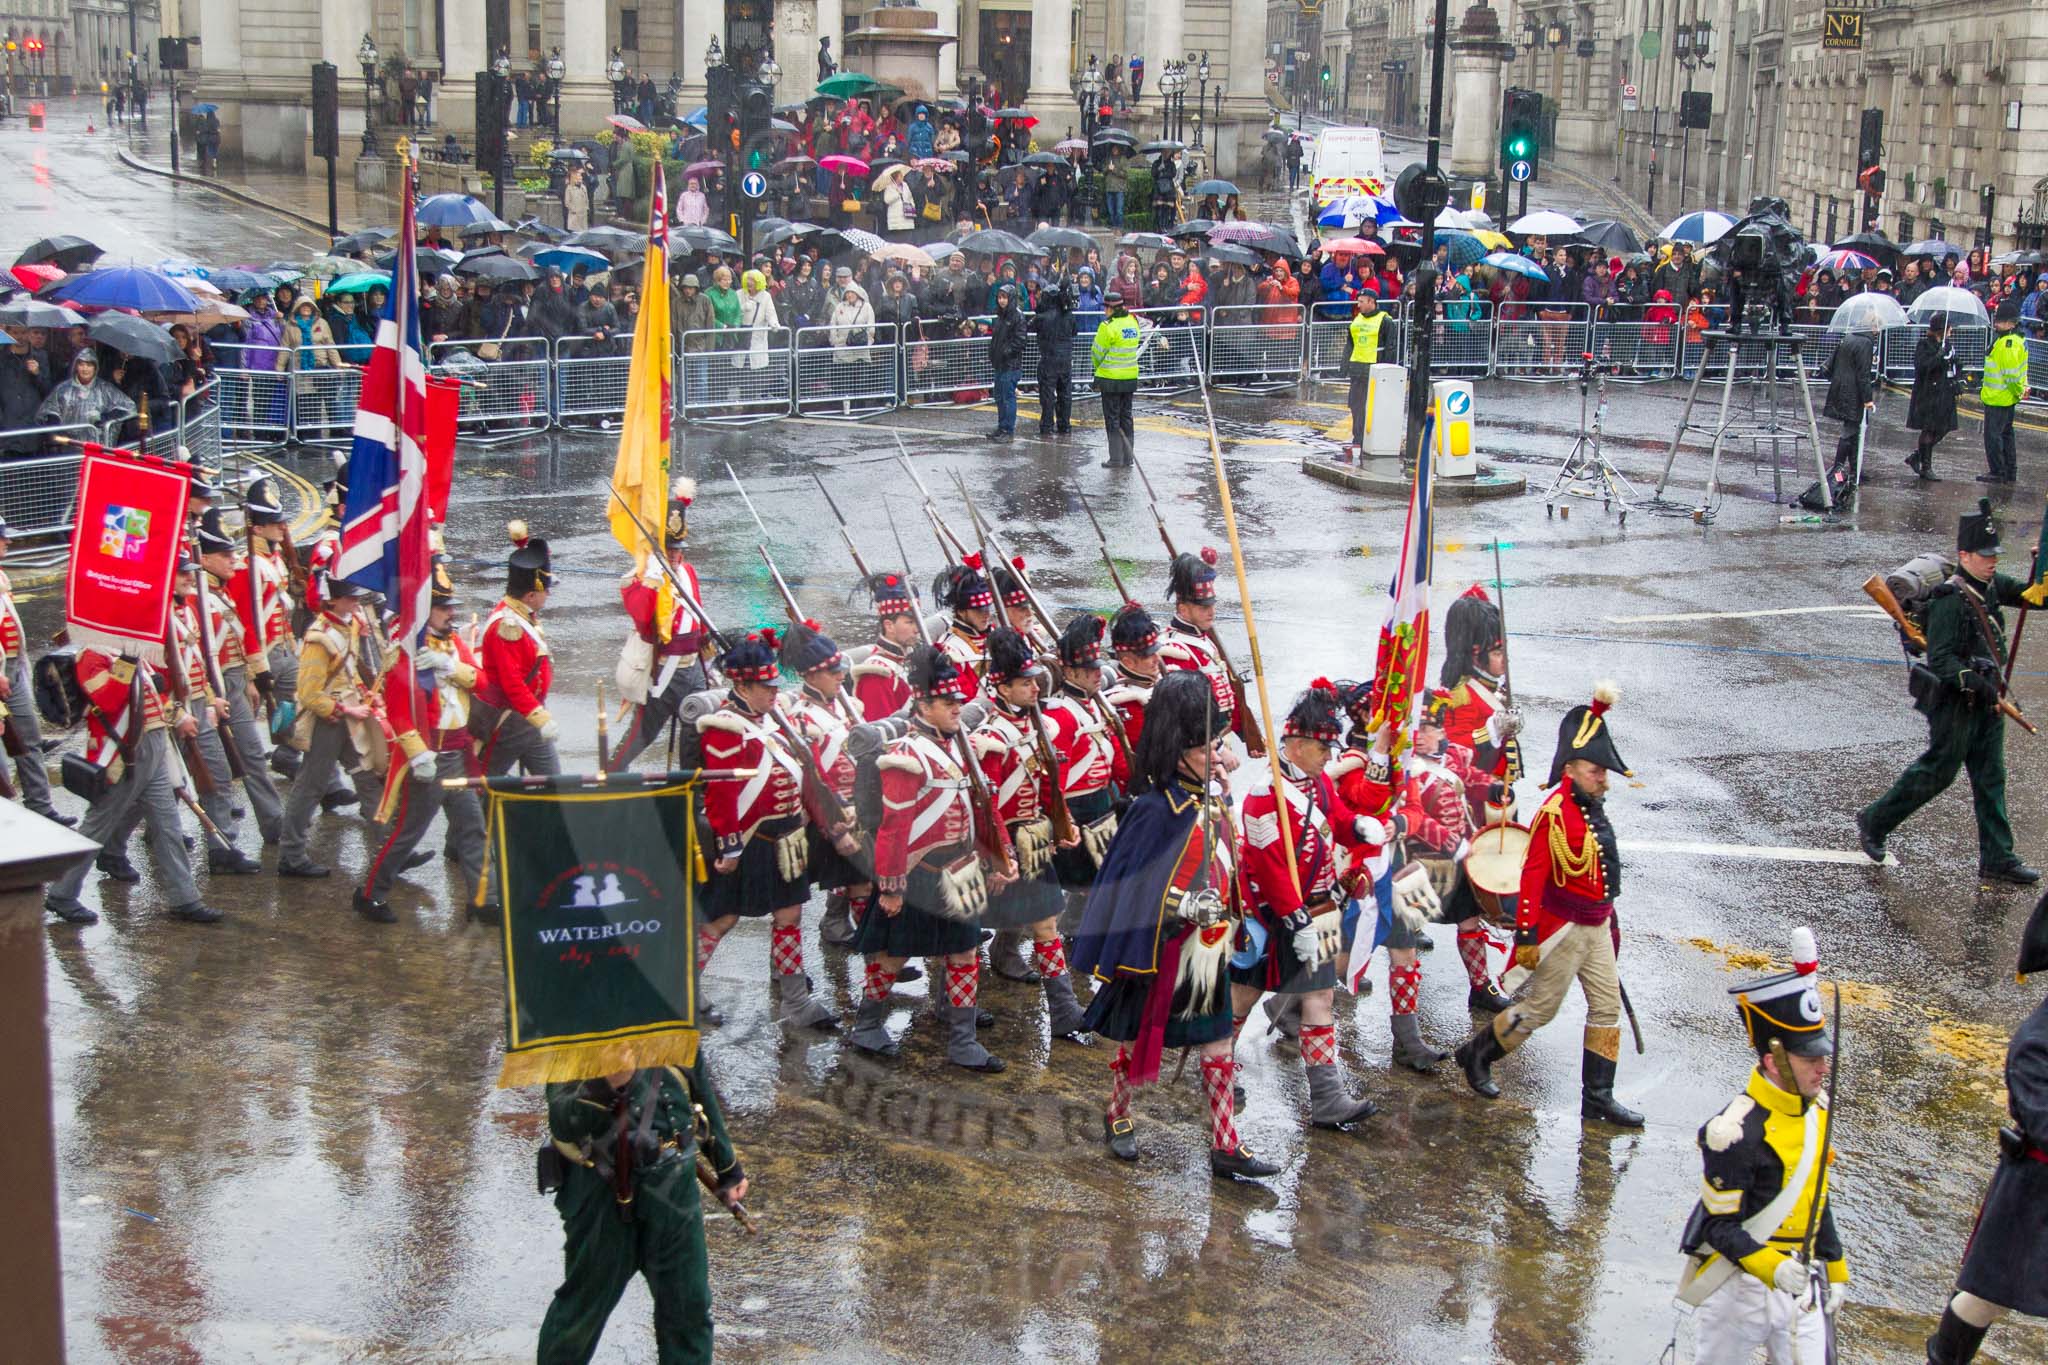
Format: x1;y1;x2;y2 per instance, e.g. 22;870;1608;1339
547;146;591;162
1831;231;1899;261
1138;140;1184;154
566;226;644;254
1117;232;1175;251
1243;229;1303;260
87;312;182;365
756;222;818;249
941;149;971;163
1200;243;1260;266
460;218;515;238
0;299;86;329
1022;151;1064;167
515;218;569;242
458;253;539;281
1029;226;1095;251
754;216;792;236
1192;179;1239;197
1261;128;1289;144
674;225;741;254
17;236;104;271
331;228;395;254
1093;128;1137;147
956;228;1039;257
1576;219;1643;254
992;108;1032;120
1167;220;1218;237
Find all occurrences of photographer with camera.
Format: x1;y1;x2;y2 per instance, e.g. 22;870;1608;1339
1031;282;1077;437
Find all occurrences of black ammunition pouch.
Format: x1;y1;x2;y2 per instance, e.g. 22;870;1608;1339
60;752;112;802
536;1143;570;1194
1906;662;1944;716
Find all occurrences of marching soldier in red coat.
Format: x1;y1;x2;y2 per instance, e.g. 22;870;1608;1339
933;555;996;701
170;559;261;873
850;571;918;722
1156;548;1263;756
1103;600;1162;755
991;557;1054;658
848;645;1009;1073
192;509;282;849
695;627;837;1032
230;476;299;778
1454;681;1644;1128
612;480;714;770
355;560;496;926
1438;585;1524;802
1233;683;1380;1130
470;530;560;777
969;627;1090;1042
776;621;870;950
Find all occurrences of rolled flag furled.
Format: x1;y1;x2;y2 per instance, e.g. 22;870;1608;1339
608;159;675;633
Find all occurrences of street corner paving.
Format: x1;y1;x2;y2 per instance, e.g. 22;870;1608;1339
8;8;2048;1363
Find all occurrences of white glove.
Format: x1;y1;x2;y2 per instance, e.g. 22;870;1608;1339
1452;838;1471;863
537;716;561;743
1771;1258;1809;1297
1501;706;1525;738
408;749;437;782
415;648;454;675
1291;924;1325;969
1823;1283;1844;1315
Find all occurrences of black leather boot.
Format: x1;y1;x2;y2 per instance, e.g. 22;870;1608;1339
1925;1306;1989;1364
1455;1023;1506;1099
1580;1050;1644;1127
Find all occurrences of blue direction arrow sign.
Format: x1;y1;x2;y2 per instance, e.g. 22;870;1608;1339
740;170;768;200
1509;159;1533;183
1445;388;1472;416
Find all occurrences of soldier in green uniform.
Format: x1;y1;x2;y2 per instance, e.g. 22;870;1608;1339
537;1059;749;1365
1858;498;2040;885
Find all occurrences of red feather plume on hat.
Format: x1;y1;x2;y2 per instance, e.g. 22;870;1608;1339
1200;546;1219;566
961;551;984;571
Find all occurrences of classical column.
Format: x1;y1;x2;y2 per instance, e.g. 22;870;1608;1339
676;0;723;111
933;0;960;97
440;0;487;133
1147;0;1183;117
558;0;609;135
1449;6;1511;178
1024;0;1073;134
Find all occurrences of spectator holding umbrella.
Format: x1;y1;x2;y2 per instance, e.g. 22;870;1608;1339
1906;314;1961;482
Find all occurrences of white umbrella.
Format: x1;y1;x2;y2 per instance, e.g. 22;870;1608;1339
1509;209;1582;237
1658;210;1738;245
1435;206;1473;229
1828;291;1908;333
1905;285;1990;326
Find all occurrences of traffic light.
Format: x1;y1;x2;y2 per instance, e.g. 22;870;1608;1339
704;63;737;152
1320;64;1331;85
738;80;773;170
311;62;340;159
1855;107;1884;198
1501;87;1542;178
475;69;507;172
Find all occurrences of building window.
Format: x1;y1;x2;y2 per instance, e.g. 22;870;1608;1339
527;0;542;60
621;9;639;51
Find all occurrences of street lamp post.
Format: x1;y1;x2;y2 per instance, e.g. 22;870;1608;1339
358;34;379;156
546;48;565;142
1980;183;1997;251
1193;51;1209;150
1674;18;1712;211
608;48;627;114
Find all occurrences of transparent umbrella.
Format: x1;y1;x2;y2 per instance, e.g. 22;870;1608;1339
1905;285;1990;327
1828;291;1908;333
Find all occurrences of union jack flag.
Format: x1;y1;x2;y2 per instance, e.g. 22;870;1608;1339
336;156;433;653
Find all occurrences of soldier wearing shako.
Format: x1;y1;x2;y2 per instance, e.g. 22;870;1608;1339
275;577;388;880
536;1058;748;1365
1233;682;1380;1132
1438;585;1523;805
932;554;995;701
778;621;869;946
356;560;495;927
1156;548;1263;756
1073;670;1279;1181
471;529;561;777
169;557;261;872
1454;681;1644;1128
192;509;283;849
1102;601;1162;755
1925;893;2048;1364
850;571;919;722
1858;497;2040;885
848;644;1008;1073
614;480;715;770
969;627;1090;1042
229;475;296;776
694;628;837;1032
1677;927;1846;1365
990;556;1054;658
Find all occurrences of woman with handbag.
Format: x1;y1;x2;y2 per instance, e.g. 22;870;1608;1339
1906;313;1961;482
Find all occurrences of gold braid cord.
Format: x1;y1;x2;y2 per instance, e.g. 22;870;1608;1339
1548;811;1600;887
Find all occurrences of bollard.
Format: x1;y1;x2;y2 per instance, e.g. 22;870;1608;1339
1431;377;1477;477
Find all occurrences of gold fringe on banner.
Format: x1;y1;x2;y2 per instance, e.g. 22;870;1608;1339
497;1027;701;1089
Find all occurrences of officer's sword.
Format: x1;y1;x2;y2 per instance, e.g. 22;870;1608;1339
1793;984;1844;1365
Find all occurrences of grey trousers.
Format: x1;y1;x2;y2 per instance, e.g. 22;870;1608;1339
193;700;239;837
7;652;56;813
220;665;283;841
268;642;349;798
366;749;486;903
470;700;561;777
49;729;200;908
279;718;381;863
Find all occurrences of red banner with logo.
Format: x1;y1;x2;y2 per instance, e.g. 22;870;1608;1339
425;374;460;522
64;446;191;663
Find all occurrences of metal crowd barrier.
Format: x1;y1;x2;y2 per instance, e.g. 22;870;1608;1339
2028;338;2048;398
1882;323;1991;383
795;321;902;418
555;337;632;427
1407;303;1488;378
1208;304;1305;393
904;319;998;407
680;326;793;425
429;337;553;443
1590;318;1675;381
0;425;95;537
212;344;292;450
290;363;365;447
1132;306;1203;394
140;380;226;470
1493;302;1590;380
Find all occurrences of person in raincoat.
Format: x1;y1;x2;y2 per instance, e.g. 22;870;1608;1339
907;105;935;159
676;177;710;227
736;268;780;370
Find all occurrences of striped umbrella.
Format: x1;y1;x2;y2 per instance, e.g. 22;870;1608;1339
1812;249;1881;275
1658;210;1737;244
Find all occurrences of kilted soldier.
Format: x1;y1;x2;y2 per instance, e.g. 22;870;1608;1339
933;554;996;701
1924;893;2048;1364
613;483;715;770
1438;585;1523;802
170;559;261;873
472;531;561;777
229;476;299;777
1045;615;1127;917
695;628;836;1031
1234;682;1380;1131
848;644;1008;1073
1454;681;1644;1128
276;578;388;879
0;518;67;823
850;571;918;722
537;1058;748;1365
969;628;1089;1041
355;561;495;926
44;639;218;925
1073;670;1279;1181
990;556;1054;657
193;509;282;848
1677;928;1847;1365
776;621;869;951
1156;548;1263;756
1102;600;1162;754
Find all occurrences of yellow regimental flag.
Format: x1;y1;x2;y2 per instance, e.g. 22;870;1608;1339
608;162;675;635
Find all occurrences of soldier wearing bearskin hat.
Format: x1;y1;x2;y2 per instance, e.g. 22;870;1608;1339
990;555;1055;659
1102;601;1163;756
1156;548;1263;756
1924;893;2048;1363
969;626;1091;1041
695;627;837;1032
776;620;871;951
848;644;1009;1073
470;526;561;778
612;478;716;771
1438;584;1523;806
1233;681;1382;1131
932;554;997;702
355;559;495;926
1073;671;1279;1179
1454;681;1643;1128
1676;928;1846;1364
851;571;921;722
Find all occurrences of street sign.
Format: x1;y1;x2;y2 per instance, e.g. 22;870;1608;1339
1267;71;1280;84
1444;388;1471;417
740;170;767;200
1381;60;1407;74
1509;159;1533;183
1621;82;1639;112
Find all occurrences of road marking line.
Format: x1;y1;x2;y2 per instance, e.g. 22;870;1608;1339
1603;604;1887;624
1621;839;1896;867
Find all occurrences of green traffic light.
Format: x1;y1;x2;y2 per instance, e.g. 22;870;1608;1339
1507;135;1533;158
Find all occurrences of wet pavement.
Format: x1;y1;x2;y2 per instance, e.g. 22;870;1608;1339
11;108;2048;1365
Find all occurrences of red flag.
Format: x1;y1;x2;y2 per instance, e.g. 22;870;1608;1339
425;374;460;522
64;447;192;663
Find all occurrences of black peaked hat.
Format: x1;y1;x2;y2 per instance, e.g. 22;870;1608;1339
507;535;554;596
2020;890;2048;983
430;556;460;607
1057;613;1106;668
1547;680;1629;787
1958;497;2001;555
867;571;915;618
193;507;235;556
1133;669;1228;793
983;625;1036;684
1109;600;1158;655
1731;927;1832;1058
906;643;971;701
1166;547;1219;604
720;627;783;683
779;618;844;675
1283;678;1344;744
244;475;287;526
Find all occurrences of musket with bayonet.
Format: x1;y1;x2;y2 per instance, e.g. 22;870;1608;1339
1491;537;1514;709
812;473;875;581
891;438;969;565
1076;488;1134;603
185;513;248;782
1127;452;1268;758
886;501;1016;878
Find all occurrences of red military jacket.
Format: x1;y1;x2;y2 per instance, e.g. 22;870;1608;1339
476;596;553;723
1518;781;1616;946
1157;617;1256;745
1327;743;1398;892
872;719;975;892
199;571;251;675
851;638;912;721
169;595;216;699
230;543;293;659
777;682;860;808
1239;766;1370;923
1101;665;1156;756
935;621;986;702
697;694;804;858
621;558;710;661
304;530;340;614
386;630;480;757
76;649;168;779
0;567;24;666
969;699;1050;825
1042;684;1122;797
1400;740;1492;856
1441;671;1521;784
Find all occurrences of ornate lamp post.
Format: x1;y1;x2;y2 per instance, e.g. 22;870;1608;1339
1192;51;1209;149
357;34;379;156
545;47;565;141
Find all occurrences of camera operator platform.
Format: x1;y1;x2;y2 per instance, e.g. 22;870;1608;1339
1648;199;1834;525
1541;346;1640;526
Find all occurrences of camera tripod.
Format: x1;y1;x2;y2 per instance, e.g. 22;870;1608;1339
1542;347;1639;525
1647;327;1832;524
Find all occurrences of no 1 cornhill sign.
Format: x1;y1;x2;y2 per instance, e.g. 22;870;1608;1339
1823;2;1864;50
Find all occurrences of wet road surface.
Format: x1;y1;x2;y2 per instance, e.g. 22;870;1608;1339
9;114;2048;1364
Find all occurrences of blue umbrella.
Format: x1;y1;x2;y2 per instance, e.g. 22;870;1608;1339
190;102;219;115
1658;210;1736;244
1481;251;1550;281
154;256;205;277
517;218;570;242
1443;234;1489;269
205;268;277;294
533;248;611;274
50;265;200;312
414;193;497;228
682;106;708;128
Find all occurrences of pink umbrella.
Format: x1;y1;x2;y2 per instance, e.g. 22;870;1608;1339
607;114;647;133
1209;221;1280;243
1324;237;1385;258
912;157;955;174
682;160;723;179
819;154;871;176
11;262;65;291
1053;138;1088;153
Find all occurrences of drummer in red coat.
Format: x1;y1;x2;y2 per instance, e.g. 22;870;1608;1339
1438;585;1524;810
1453;681;1644;1128
612;479;713;770
1405;690;1516;1016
